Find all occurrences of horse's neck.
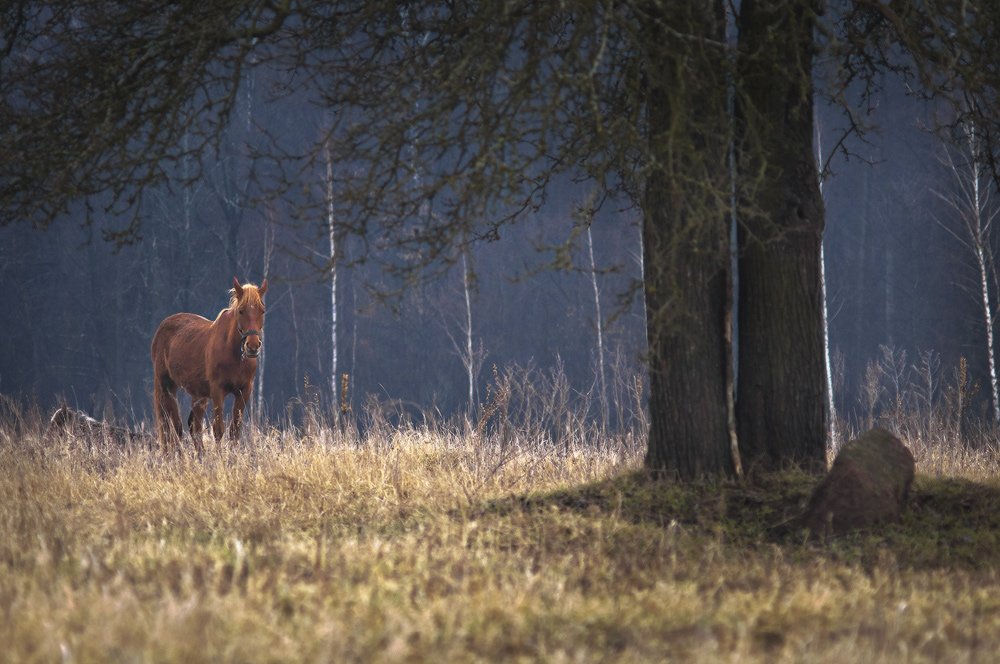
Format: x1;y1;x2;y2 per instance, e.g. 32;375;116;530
215;309;240;344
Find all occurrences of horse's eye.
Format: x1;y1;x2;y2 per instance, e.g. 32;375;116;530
239;308;245;314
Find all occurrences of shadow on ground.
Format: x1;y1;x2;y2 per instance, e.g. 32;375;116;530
474;470;1000;570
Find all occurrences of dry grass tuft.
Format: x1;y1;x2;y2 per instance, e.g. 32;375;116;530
3;399;1000;662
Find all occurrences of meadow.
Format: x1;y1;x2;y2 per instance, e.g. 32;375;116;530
3;387;1000;663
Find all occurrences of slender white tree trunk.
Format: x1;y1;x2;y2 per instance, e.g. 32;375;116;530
289;286;300;395
586;224;608;427
181;132;196;311
325;139;339;413
968;134;1000;425
637;222;647;347
814;106;837;448
975;244;999;424
820;244;835;442
350;281;358;391
462;251;475;414
256;220;273;417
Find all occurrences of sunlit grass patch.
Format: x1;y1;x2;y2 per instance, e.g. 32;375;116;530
3;409;1000;662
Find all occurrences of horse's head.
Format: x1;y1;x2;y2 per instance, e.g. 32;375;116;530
231;276;268;360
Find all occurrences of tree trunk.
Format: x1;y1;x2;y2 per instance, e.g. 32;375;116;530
642;0;734;479
736;0;827;473
461;250;475;416
643;228;733;478
586;224;608;429
815;107;837;448
325;139;339;415
256;220;273;418
967;124;1000;425
976;244;1000;424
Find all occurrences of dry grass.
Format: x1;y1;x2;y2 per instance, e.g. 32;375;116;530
3;403;1000;662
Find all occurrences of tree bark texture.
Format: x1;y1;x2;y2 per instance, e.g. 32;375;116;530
737;0;827;472
643;220;733;478
643;0;734;478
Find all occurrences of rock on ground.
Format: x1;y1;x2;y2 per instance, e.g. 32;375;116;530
799;428;915;537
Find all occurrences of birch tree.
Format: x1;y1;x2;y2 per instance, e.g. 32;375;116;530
933;120;1000;425
438;242;484;419
586;222;609;429
460;250;477;415
324;138;339;415
255;215;275;418
815;107;837;447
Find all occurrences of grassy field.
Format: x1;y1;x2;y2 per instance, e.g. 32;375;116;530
4;407;1000;662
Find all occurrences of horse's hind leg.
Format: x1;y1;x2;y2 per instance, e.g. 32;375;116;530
153;379;170;451
188;399;208;457
154;378;184;455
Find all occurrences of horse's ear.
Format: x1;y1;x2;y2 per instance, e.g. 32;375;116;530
259;278;268;297
232;276;243;297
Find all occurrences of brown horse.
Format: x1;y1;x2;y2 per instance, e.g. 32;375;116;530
151;277;268;453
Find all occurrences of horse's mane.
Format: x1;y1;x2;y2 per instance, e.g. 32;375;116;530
214;283;265;320
228;283;265;311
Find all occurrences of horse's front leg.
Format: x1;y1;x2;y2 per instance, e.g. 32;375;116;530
188;398;208;457
211;389;227;445
229;385;253;441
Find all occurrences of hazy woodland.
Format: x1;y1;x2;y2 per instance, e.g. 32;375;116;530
0;26;995;432
5;1;1000;661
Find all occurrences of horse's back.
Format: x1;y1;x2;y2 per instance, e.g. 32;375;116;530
151;313;212;378
152;313;210;349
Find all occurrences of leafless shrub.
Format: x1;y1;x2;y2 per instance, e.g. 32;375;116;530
842;345;1000;476
858;358;883;432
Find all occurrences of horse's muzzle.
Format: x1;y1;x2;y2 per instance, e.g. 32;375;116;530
240;329;262;360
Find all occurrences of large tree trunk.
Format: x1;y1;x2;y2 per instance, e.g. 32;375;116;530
643;221;733;478
642;0;734;478
736;0;827;473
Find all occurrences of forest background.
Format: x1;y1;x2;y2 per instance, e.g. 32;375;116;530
0;73;988;437
0;2;996;450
